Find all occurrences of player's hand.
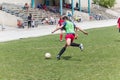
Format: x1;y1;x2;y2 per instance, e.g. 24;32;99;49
75;34;78;39
51;31;54;33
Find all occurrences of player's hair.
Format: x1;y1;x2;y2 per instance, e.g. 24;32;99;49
62;16;69;20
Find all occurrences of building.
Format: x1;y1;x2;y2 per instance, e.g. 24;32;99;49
0;0;91;8
0;0;31;5
0;0;119;8
0;0;119;16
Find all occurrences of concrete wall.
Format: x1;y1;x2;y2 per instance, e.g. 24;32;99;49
0;11;20;27
67;0;91;8
114;0;120;8
0;0;31;6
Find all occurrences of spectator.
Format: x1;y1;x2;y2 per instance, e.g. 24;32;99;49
24;3;29;11
37;3;42;9
74;15;81;22
49;16;55;25
76;2;78;8
43;4;47;11
32;19;35;28
41;17;49;24
0;5;2;10
98;13;102;20
67;12;72;21
63;3;66;7
17;20;24;28
28;13;32;28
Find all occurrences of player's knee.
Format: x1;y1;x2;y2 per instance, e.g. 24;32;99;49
66;43;71;46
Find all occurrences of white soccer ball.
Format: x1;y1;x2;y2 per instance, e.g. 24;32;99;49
45;53;51;59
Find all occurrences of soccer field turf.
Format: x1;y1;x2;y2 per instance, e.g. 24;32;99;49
0;26;120;80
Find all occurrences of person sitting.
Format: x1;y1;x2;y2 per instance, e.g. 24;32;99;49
74;15;81;22
17;20;24;28
41;17;49;24
49;16;55;25
0;5;2;10
67;12;72;20
24;3;29;11
31;19;35;28
37;3;42;9
43;4;47;11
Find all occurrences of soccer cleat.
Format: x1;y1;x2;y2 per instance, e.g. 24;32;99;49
60;40;63;42
56;55;60;60
79;43;84;51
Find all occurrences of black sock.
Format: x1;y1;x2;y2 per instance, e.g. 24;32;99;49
70;43;79;47
58;47;66;57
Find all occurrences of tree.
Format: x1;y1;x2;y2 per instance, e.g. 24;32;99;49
93;0;116;8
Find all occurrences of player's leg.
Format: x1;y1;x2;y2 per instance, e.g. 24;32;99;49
70;43;83;51
69;34;83;51
68;34;79;47
66;38;72;46
57;38;71;60
60;29;63;41
57;44;67;60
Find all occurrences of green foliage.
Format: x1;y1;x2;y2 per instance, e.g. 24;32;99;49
0;26;120;80
93;0;98;4
93;0;116;8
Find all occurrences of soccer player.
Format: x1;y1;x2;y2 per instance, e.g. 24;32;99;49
52;16;88;60
57;16;64;41
117;17;120;32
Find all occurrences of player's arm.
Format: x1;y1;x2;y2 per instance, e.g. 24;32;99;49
52;21;66;33
76;26;88;35
52;25;63;33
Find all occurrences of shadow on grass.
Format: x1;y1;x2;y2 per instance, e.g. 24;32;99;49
62;56;72;60
115;40;120;42
62;56;81;61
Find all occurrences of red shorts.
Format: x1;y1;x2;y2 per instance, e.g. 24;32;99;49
118;24;120;28
65;34;75;42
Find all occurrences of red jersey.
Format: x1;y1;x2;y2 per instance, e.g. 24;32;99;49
117;18;120;28
58;19;64;26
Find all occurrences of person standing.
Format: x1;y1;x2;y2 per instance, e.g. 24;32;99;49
52;16;88;60
24;3;29;11
117;17;120;32
32;19;35;28
76;2;78;8
58;16;64;41
67;12;72;20
28;13;32;28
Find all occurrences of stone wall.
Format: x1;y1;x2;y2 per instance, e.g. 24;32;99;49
0;11;20;27
65;0;92;8
0;0;31;6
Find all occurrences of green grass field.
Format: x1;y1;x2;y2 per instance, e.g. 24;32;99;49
0;26;120;80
